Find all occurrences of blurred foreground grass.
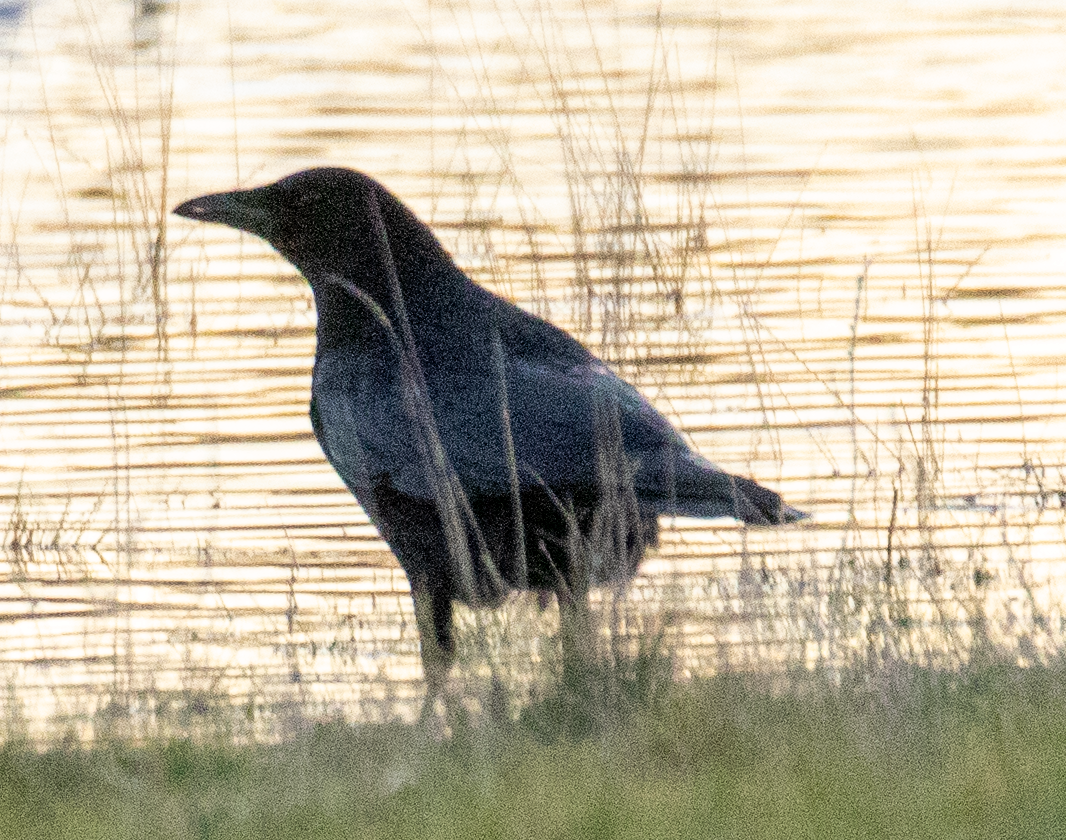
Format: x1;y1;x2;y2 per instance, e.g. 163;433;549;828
3;660;1065;840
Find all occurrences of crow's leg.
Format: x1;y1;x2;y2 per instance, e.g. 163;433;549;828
554;578;595;686
411;581;455;717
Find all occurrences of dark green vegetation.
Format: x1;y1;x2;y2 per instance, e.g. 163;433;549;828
4;662;1065;840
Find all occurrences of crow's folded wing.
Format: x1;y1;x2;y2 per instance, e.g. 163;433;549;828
312;298;802;524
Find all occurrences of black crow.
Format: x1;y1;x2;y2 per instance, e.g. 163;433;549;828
173;168;805;698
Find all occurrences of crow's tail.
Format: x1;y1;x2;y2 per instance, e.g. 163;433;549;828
639;453;806;525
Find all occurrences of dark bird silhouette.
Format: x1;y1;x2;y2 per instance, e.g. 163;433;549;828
173;167;805;699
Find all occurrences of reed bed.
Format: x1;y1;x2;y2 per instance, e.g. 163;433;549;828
2;0;1066;751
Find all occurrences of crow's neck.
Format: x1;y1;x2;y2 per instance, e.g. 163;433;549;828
307;277;376;353
305;255;469;355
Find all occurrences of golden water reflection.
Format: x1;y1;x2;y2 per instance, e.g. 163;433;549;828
2;0;1066;740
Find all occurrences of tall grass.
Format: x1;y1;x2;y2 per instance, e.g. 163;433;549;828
5;662;1066;839
2;0;1065;746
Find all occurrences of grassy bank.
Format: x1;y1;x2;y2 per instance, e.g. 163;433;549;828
3;661;1065;839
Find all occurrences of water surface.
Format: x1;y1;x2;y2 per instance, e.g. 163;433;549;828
2;0;1066;740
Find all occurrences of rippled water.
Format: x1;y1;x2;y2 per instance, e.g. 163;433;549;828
3;0;1066;740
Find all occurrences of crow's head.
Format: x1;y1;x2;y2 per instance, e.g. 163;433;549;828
174;168;379;262
173;168;440;281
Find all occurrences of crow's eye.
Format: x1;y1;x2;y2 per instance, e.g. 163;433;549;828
289;190;317;210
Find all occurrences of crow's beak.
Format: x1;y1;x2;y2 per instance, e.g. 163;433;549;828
173;186;275;239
